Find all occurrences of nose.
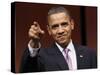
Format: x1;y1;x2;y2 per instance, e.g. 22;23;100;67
57;25;64;35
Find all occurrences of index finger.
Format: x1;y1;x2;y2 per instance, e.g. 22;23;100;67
33;21;40;28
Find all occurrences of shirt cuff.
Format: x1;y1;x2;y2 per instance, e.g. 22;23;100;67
28;40;41;57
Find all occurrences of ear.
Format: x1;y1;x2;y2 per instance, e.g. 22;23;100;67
70;19;74;30
47;25;51;35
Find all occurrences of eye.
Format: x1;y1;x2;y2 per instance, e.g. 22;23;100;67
51;24;59;29
61;22;68;27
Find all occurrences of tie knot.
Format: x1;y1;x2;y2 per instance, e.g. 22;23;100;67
63;48;70;54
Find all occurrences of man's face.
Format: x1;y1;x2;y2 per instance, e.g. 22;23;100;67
48;12;74;47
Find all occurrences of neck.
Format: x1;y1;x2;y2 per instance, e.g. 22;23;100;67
57;40;71;49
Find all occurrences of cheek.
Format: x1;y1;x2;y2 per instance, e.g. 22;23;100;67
64;26;72;36
50;31;57;38
68;25;73;31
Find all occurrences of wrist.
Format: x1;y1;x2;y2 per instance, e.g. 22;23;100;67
29;39;40;48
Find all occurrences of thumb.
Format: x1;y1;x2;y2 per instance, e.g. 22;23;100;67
40;30;45;34
38;27;45;34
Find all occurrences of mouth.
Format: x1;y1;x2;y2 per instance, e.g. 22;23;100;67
57;34;66;40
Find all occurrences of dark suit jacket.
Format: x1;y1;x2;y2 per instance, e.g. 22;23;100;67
19;43;97;73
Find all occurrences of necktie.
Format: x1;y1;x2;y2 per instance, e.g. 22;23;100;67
63;48;72;70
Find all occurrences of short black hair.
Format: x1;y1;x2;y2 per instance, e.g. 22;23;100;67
48;6;71;18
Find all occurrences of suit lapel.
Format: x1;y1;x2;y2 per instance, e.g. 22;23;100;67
48;44;69;70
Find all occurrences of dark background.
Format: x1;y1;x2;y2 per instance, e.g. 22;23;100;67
13;2;97;73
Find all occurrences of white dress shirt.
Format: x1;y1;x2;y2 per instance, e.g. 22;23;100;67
28;40;41;57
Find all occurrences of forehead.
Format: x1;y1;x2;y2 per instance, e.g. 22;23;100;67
48;12;70;25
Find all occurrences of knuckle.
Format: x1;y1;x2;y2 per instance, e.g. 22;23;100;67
31;25;34;28
30;28;32;31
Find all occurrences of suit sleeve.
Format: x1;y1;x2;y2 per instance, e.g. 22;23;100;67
19;48;39;73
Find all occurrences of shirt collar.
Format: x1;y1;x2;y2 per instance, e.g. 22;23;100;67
55;40;75;53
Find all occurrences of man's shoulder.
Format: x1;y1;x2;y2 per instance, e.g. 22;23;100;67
73;43;96;55
38;47;53;55
76;43;95;49
38;44;58;55
74;44;93;50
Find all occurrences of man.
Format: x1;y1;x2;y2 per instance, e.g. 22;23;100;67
20;6;97;73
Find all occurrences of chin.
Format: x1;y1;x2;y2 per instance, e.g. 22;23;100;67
58;40;68;47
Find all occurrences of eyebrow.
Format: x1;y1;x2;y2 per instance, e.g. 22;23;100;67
51;24;59;28
61;22;68;25
51;22;69;26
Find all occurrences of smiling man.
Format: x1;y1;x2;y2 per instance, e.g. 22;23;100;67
20;6;97;73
